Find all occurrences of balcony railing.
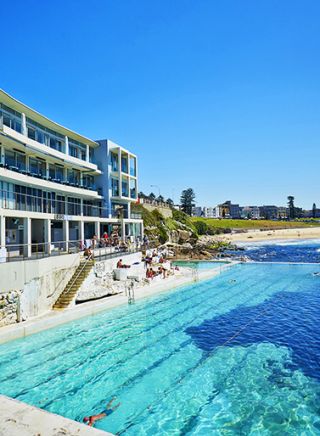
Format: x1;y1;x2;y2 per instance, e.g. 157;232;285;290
0;189;143;220
0;162;97;192
0;238;142;262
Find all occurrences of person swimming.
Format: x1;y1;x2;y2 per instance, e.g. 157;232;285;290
83;398;121;427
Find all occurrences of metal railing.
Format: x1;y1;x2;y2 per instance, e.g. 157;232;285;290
61;256;93;298
0;188;142;219
0;237;142;263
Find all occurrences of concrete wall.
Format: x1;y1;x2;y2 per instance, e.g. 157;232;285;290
76;252;142;302
142;203;173;218
0;254;80;326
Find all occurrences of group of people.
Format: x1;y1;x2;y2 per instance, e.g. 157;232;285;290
146;265;168;279
143;248;172;281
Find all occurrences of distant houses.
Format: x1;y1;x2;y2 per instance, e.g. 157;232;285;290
192;201;316;220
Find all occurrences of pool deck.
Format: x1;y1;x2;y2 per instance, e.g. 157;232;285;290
0;262;235;345
0;395;111;436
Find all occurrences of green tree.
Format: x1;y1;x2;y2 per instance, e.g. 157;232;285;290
180;188;196;216
312;203;317;219
287;196;295;219
166;198;174;206
149;192;156;201
157;195;165;203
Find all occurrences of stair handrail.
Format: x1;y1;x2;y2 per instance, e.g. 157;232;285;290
51;254;80;299
62;257;94;297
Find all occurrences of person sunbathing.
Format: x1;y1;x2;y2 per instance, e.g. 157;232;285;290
83;398;120;427
117;259;130;268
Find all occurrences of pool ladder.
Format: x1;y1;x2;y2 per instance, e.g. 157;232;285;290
126;280;135;304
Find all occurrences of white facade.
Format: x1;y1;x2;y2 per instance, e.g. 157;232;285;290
241;206;260;219
203;207;215;218
192;206;203;217
0;89;143;260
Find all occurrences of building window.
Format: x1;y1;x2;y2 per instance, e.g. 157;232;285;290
67;168;80;186
67;197;81;215
110;153;118;171
4;150;26;171
29;158;46;177
49;164;64;182
122;178;129;197
27;126;36;140
0;105;22;133
82;174;94;189
130;179;137;199
111;178;119;197
121;154;128;173
129;156;136;176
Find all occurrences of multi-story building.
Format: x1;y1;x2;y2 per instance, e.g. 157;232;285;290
203;207;215;218
277;207;288;219
0;89;143;259
192;206;203;217
215;201;240;219
241;206;260;219
259;205;278;220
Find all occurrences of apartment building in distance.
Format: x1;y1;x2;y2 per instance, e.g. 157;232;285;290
0;89;143;260
241;206;260;219
215;201;241;219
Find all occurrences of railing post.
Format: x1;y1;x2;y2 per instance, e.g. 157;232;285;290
23;217;32;258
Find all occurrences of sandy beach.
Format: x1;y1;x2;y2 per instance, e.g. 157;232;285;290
216;226;320;243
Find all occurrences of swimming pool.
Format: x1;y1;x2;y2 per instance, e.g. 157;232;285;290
0;263;319;434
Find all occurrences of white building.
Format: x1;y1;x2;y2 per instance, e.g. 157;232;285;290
203;207;215;218
241;206;260;219
0;89;143;260
215;201;240;219
192;206;203;217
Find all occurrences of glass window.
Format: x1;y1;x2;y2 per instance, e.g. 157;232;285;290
110;153;118;171
4;150;15;167
1;108;21;133
122;178;129;197
4;150;25;171
130;179;137;198
129;156;136;176
27;126;36;140
55;166;64;181
36;130;44;144
29;158;45;176
89;147;94;163
121;154;128;173
111;178;119;196
69;145;78;158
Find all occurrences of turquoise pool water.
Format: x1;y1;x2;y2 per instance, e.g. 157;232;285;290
0;263;320;434
172;260;227;270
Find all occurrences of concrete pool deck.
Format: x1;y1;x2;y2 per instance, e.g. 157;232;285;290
0;262;235;345
0;395;111;436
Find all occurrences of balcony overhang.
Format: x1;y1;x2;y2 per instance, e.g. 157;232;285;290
0;89;99;148
0;127;101;175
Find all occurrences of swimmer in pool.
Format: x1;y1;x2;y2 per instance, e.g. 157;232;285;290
83;398;121;427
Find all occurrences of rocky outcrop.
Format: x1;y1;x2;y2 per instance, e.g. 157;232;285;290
0;291;20;327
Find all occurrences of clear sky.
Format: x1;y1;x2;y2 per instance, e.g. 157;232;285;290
2;0;320;209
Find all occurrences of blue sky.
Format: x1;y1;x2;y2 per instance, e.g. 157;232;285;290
2;0;320;209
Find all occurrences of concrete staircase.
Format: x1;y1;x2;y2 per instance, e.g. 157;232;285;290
53;259;94;309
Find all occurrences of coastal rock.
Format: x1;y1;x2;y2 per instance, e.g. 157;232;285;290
177;229;192;242
0;290;20;327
